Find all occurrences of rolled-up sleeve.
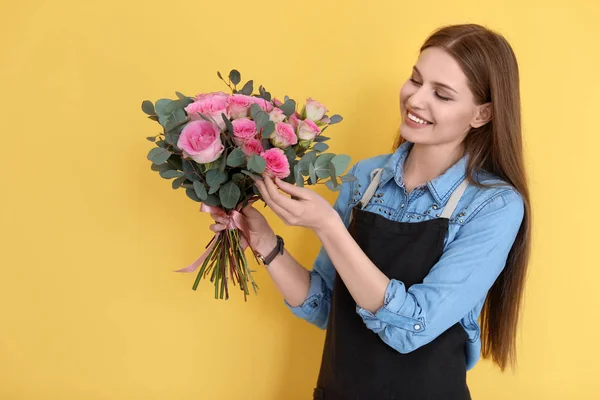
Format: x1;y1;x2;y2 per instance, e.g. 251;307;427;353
284;163;358;329
356;189;525;353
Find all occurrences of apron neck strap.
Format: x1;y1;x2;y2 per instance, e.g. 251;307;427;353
358;167;469;220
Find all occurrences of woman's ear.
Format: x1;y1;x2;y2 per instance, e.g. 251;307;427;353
471;103;492;128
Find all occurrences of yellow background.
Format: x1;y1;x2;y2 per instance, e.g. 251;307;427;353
1;0;598;398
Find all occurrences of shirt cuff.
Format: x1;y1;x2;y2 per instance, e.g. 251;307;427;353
355;279;426;334
284;270;329;325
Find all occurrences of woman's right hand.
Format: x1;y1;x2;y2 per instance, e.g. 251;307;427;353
209;205;278;257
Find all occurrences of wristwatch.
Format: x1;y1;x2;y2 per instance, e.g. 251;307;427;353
255;235;285;266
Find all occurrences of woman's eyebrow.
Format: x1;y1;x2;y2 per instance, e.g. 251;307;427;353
413;66;459;94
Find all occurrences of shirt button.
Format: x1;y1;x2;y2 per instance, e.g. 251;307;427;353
414;324;421;331
400;203;405;208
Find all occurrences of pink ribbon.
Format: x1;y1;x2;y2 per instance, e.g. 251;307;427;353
174;198;257;273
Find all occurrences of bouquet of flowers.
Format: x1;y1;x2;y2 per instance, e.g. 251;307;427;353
143;69;355;300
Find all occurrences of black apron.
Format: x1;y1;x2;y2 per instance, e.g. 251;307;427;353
313;169;471;400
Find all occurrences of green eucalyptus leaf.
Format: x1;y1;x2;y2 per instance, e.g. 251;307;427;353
151;163;170;172
280;99;296;117
142;100;155;115
331;154;351;175
219;149;228;173
247;154;266;174
227;148;246;167
160;170;184;179
284;147;296;164
325;178;342;191
186;188;202;202
202;194;221;207
329;114;343;124
222;113;234;134
208;184;220;195
254;111;269;131
314;135;330;143
172;176;187;189
309;162;317;183
193;181;208;200
340;174;358;182
148;147;171;164
206;169;228;187
239;80;253;95
262;121;275;139
156;140;168;149
183;160;201;181
175;92;187;99
328;161;337;182
250;103;262;120
313;143;329;152
217;71;223;80
219;181;241;209
294;164;304;187
229;69;241;85
155;99;172;117
147;115;159;122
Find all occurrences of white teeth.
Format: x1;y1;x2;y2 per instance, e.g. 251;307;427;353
408;112;430;125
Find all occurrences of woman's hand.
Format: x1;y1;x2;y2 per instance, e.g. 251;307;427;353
209;205;278;257
252;174;339;233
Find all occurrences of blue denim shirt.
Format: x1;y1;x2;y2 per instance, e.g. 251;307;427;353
285;140;525;371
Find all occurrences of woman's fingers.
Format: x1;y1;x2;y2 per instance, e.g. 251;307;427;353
210;223;226;232
263;175;298;212
253;176;295;223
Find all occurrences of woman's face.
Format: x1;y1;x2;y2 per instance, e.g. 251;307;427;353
399;46;491;148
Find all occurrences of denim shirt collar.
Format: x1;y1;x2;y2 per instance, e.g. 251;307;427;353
379;140;469;207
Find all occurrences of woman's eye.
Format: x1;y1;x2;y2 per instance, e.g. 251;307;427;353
409;78;421;85
435;92;451;101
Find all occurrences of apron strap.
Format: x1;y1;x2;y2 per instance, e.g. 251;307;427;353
440;179;468;219
357;168;469;219
358;168;384;209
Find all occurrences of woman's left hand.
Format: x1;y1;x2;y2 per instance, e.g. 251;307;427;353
252;174;339;232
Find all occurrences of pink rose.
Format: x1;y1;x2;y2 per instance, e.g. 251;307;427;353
272;98;283;107
185;92;230;130
241;139;264;156
227;94;255;119
297;119;321;140
305;97;328;121
177;120;224;164
261;148;290;179
231;118;258;146
270;122;298;148
288;113;299;131
251;97;274;113
269;108;286;123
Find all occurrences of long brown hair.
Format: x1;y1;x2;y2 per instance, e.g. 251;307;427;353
393;24;532;372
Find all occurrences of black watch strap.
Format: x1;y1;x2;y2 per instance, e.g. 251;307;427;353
261;235;285;265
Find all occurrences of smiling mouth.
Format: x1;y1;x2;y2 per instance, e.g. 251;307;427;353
407;110;433;125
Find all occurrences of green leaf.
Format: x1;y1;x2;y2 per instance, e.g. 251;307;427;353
202;194;221;207
247;154;266;174
217;71;223;80
141;100;155;115
227;148;246;167
183;160;201;181
340;174;358;182
309;162;317;183
151;162;170;172
298;151;317;170
172;176;187;189
147;115;159;122
232;173;245;184
329;114;343;124
206;169;228;187
239;80;253;95
241;169;262;180
314;153;335;179
156;140;168;149
193;181;208;200
314;135;330;143
280;99;296;117
146;136;156;142
160;170;184;179
331;154;351;175
222;113;234;134
219;181;241;209
325;178;342;191
254;111;269;131
328;161;337;182
284;147;296;164
250;103;262;120
155;99;172;117
175;92;187;99
313;143;329;152
185;188;202;202
208;185;220;195
167;156;183;171
229;69;241;85
262;121;275;139
294;164;304;187
147;147;171;165
219;149;228;173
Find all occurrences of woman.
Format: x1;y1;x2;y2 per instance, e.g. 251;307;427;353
211;23;531;399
